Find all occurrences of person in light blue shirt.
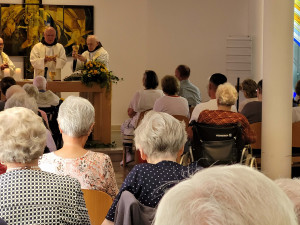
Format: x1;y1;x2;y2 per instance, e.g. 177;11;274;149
175;64;201;107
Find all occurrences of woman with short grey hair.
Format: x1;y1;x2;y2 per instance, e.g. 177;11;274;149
39;96;118;199
0;107;91;224
102;111;200;225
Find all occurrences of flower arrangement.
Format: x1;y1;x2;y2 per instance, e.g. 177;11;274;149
64;60;121;91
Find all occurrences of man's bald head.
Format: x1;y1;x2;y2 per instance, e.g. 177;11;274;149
86;35;100;51
44;27;56;45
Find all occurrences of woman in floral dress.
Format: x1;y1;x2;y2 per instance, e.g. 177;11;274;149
39;96;118;199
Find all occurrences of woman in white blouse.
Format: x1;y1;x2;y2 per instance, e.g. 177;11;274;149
153;75;189;118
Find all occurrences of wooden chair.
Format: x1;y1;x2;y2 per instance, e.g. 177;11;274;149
172;115;189;163
250;122;261;166
189;106;195;118
173;115;189;130
122;110;150;166
81;189;113;225
250;122;261;150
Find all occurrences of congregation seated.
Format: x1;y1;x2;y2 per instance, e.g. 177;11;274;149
0;77;16;111
0;107;90;224
241;79;262;124
33;75;60;107
102;111;201;225
238;78;257;112
4;93;57;152
190;73;236;122
275;178;300;223
154;165;298;225
39;96;118;199
153;75;189;118
189;83;255;144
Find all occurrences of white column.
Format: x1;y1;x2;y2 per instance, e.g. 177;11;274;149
248;0;264;82
261;0;294;179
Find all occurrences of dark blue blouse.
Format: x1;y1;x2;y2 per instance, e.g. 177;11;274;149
106;161;200;221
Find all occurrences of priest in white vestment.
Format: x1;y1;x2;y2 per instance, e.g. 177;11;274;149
30;27;67;80
0;37;15;78
72;35;109;70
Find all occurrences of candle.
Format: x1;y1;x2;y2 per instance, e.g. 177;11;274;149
3;68;10;77
15;68;22;81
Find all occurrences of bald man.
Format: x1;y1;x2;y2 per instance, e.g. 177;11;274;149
72;35;109;70
30;27;67;80
0;38;15;78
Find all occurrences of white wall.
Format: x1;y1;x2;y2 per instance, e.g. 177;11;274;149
0;0;250;126
146;0;249;102
248;0;263;82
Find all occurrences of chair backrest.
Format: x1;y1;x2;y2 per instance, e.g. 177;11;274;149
136;109;151;127
191;122;243;167
172;115;189;163
81;189;113;225
172;115;189;131
293;121;300;148
250;122;261;149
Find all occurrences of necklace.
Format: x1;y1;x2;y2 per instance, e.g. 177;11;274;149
6;166;40;172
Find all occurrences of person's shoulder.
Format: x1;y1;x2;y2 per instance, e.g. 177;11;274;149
87;151;112;161
99;47;108;54
40;152;56;161
129;163;158;174
196;99;216;110
243;101;262;109
41;170;81;186
32;42;43;49
1;52;9;58
55;42;64;48
179;96;188;102
155;95;165;102
189;80;200;89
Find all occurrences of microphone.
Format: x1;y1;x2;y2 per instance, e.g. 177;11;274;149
44;67;48;79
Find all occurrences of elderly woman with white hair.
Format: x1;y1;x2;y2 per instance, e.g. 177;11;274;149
39;96;118;198
275;178;300;224
33;75;60;107
193;82;255;144
154;165;298;225
102;111;200;225
4;93;56;152
23;83;50;127
0;107;91;224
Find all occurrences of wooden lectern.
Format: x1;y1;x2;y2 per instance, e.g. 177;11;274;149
16;81;111;143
